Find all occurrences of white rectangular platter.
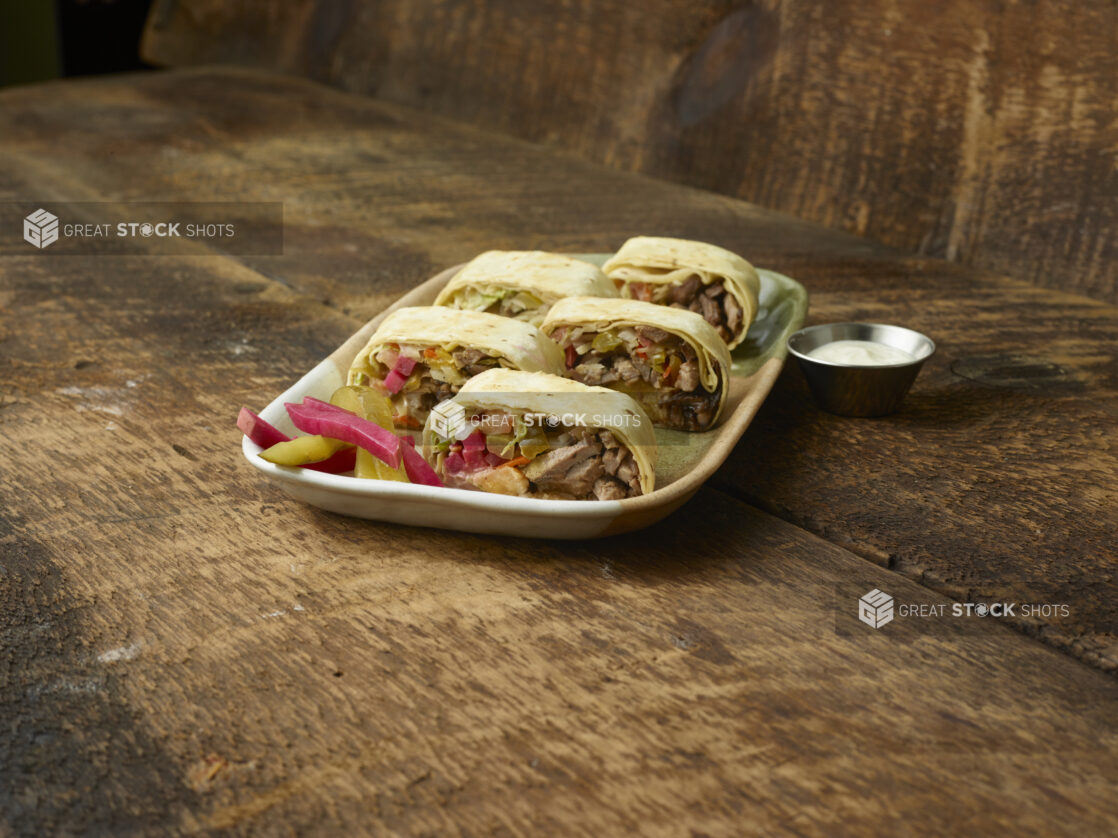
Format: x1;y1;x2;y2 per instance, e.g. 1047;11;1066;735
242;256;808;539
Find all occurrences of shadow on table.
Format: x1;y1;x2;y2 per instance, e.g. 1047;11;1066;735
306;484;761;589
746;359;1054;442
0;528;199;834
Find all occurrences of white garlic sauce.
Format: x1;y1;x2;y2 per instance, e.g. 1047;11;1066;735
808;340;914;366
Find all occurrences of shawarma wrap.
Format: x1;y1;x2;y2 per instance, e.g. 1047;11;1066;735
347;307;564;428
540;296;732;432
434;250;618;326
601;236;760;349
422;369;656;500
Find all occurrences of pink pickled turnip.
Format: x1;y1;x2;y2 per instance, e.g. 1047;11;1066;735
285;400;401;469
462;430;487;468
382;356;417;394
303;448;358;474
237;407;290;448
400;442;443;487
238;406;358;474
445;452;465;473
383;369;407;394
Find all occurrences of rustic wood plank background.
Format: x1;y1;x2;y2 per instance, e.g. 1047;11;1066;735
1;68;1116;833
140;0;1118;303
1;67;1113;672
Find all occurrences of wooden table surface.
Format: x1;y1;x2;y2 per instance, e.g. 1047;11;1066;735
1;68;1116;835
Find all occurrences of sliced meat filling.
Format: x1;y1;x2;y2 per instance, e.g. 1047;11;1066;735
620;276;741;344
370;344;499;426
398;380;455;425
564;327;720;431
527;430;642;499
451;347;502;377
444;426;644;500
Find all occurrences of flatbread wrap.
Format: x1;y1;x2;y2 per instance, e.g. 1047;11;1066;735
347;307;564;428
601;236;760;349
434;250;618;326
540;296;732;432
422;369;656;500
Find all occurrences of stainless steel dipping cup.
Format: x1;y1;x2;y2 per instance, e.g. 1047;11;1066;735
787;323;935;417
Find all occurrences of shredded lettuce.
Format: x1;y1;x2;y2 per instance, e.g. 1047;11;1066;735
455;287;509;311
453;287;545;318
502;291;543;315
591;331;622;352
519;422;549;459
500;416;527;458
497;416;549;459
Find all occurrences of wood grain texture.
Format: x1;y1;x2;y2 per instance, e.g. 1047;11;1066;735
0;67;1113;672
1;251;1115;833
1;67;1116;832
139;0;1118;302
716;270;1118;671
